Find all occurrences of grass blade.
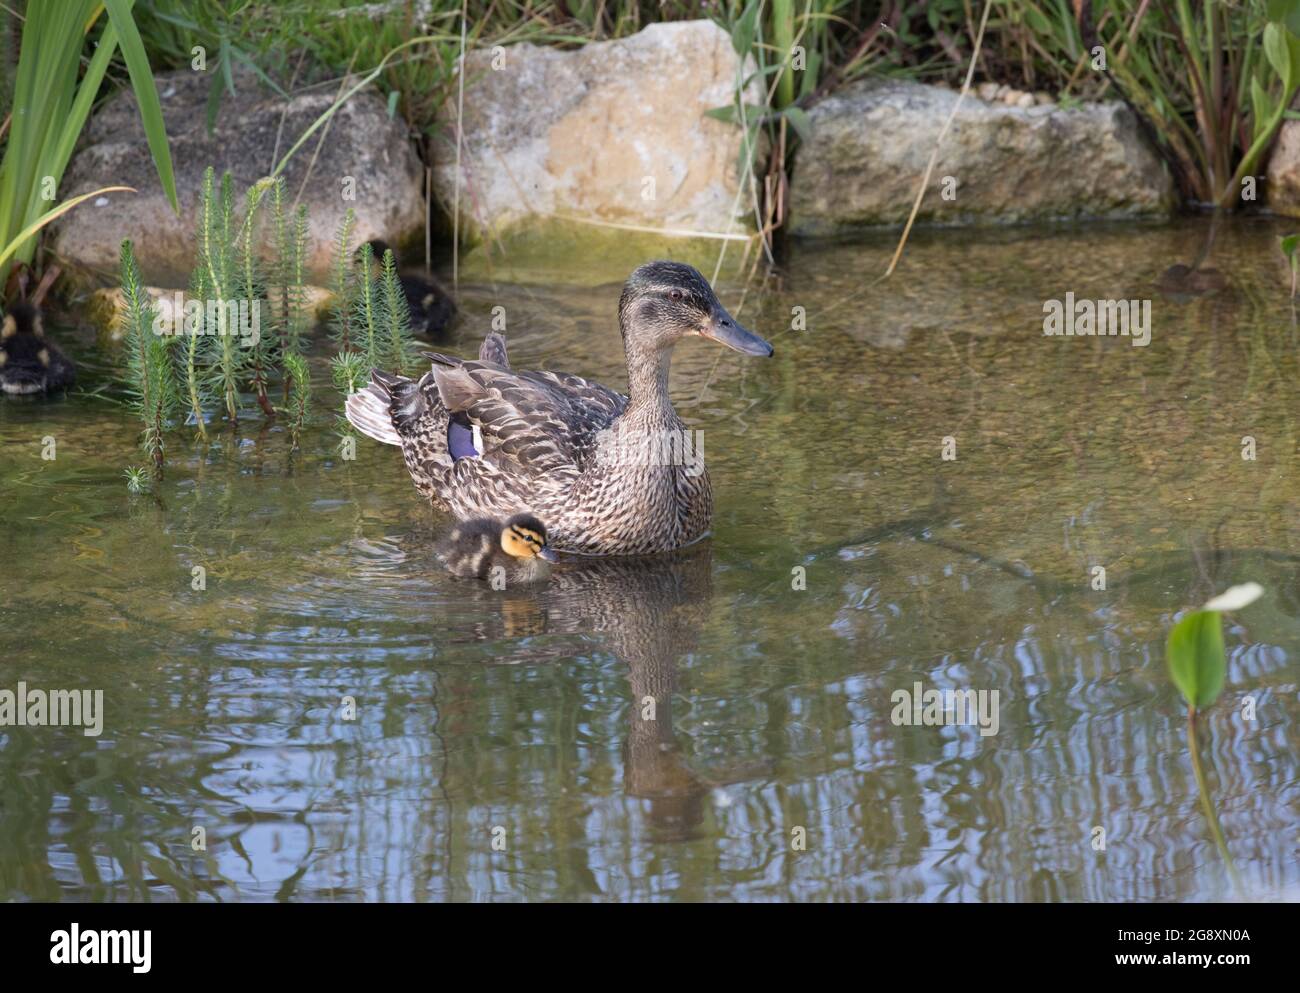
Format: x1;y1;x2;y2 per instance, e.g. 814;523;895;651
103;0;179;213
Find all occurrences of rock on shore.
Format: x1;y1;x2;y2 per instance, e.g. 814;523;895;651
50;68;425;286
790;80;1175;234
430;21;756;248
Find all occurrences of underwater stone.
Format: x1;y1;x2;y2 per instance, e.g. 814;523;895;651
430;20;756;250
789;80;1175;234
50;67;425;286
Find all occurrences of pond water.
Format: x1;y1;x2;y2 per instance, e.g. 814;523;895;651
2;216;1298;902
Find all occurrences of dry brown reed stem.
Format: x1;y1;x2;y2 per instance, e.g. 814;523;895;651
880;0;992;281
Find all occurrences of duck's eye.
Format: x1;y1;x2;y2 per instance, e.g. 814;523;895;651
668;290;683;302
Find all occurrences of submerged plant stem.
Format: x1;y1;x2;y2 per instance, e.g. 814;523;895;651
1186;707;1244;898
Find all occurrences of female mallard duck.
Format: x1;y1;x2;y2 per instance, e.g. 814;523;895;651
437;513;558;583
345;260;773;556
362;239;456;338
1;303;75;395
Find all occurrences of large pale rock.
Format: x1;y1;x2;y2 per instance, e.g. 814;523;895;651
432;21;754;248
51;68;425;286
790;80;1174;234
1266;119;1300;218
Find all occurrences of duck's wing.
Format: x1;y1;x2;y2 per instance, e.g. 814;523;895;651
526;369;626;428
426;354;626;475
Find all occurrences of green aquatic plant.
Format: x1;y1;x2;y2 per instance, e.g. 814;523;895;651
1168;583;1265;711
123;465;152;494
770;0;798;111
327;211;366;454
269;180;311;371
188;168;284;423
281;351;311;452
191;167;242;422
708;0;819;258
176;168;224;437
351;240;382;370
166;168;323;433
119;240;179;475
329;349;368;456
329;349;368;397
377;247;419;374
179;260;212;438
1166;582;1264;896
328;208;358;354
1168;610;1227;713
233;178;276;418
325;210;419;451
338;237;420;375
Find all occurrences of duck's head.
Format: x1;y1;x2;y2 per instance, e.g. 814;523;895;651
618;261;773;358
1;303;51;395
500;513;559;563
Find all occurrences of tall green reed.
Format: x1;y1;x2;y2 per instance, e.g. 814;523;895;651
997;0;1300;208
0;1;176;293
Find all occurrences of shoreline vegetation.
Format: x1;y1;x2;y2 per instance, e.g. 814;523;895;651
3;2;1297;296
122;1;1300;217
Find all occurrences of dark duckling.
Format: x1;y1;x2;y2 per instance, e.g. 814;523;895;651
362;239;456;339
436;513;558;585
1;303;74;395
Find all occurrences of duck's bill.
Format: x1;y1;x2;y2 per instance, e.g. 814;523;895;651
538;547;560;563
702;308;774;357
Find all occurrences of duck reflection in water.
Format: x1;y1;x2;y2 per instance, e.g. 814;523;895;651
422;540;768;841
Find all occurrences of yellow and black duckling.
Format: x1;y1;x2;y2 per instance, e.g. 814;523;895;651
362;239;456;339
436;513;558;584
1;303;75;395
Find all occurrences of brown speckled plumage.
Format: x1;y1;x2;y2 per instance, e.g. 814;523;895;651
346;261;772;556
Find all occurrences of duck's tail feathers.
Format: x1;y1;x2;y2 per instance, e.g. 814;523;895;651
478;332;508;367
422;350;460;368
345;382;402;446
392;371;438;436
346;368;424;446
